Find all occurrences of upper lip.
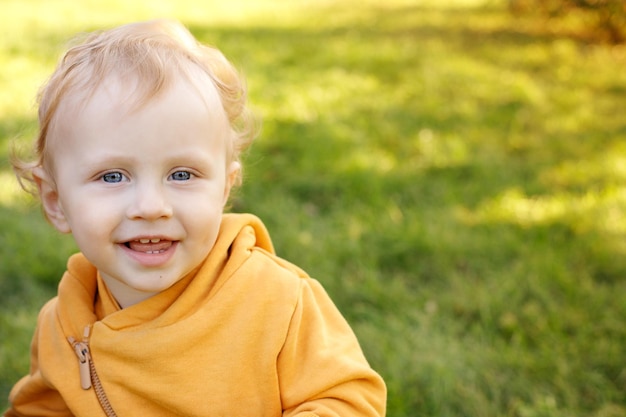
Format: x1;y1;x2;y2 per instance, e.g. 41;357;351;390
120;235;178;244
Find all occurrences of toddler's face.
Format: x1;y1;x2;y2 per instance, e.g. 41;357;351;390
36;77;238;307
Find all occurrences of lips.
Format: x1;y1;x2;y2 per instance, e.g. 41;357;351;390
120;238;178;268
126;238;174;254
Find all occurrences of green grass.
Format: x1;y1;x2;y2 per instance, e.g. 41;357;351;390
2;0;626;415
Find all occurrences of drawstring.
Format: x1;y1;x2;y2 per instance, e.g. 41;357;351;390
68;325;118;417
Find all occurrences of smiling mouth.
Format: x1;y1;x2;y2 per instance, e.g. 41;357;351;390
125;238;174;254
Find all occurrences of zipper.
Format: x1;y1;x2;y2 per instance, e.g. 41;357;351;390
68;325;118;417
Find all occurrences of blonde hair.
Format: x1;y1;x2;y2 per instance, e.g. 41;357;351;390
13;19;256;192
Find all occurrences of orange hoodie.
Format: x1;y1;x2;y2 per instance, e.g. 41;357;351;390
5;213;386;416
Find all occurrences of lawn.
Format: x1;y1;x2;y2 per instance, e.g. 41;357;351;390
1;0;626;416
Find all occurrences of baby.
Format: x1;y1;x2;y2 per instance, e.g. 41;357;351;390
5;19;386;416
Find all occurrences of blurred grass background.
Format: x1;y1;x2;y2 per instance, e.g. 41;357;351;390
1;0;626;415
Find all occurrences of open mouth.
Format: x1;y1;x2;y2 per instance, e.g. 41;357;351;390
125;238;174;254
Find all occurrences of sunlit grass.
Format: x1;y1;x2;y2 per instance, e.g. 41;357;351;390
2;1;626;416
465;186;626;233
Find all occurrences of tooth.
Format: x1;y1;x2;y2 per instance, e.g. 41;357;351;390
139;239;150;244
150;238;161;243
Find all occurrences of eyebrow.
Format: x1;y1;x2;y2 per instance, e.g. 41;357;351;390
80;150;223;173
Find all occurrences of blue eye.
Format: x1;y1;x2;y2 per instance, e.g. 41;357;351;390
102;172;126;183
170;171;192;181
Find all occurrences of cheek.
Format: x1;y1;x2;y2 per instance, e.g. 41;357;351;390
187;207;223;230
181;204;223;239
175;186;226;214
60;194;118;233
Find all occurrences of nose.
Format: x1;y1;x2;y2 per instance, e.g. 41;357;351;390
126;181;173;220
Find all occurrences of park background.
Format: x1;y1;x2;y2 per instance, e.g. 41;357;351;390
1;0;625;415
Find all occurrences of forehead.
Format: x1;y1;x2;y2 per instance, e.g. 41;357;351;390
68;66;222;116
51;71;227;143
43;75;230;169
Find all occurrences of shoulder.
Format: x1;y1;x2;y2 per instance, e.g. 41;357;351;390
36;296;60;325
234;246;310;296
222;212;309;286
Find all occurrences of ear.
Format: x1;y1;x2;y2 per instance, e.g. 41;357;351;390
32;166;71;233
223;161;241;206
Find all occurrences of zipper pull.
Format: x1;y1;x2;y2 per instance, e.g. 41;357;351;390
68;325;93;390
